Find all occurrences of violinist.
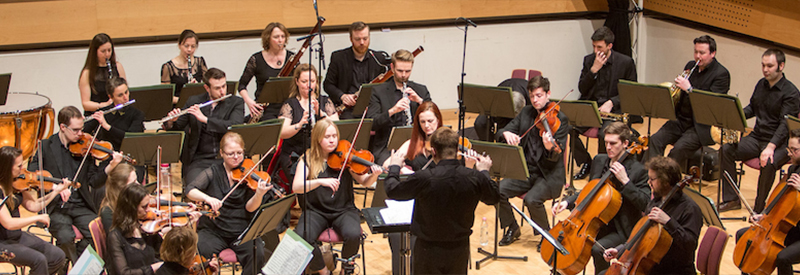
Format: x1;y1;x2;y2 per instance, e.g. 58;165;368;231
494;76;569;247
161;30;208;105
238;22;295;121
0;146;66;275
99;163;138;235
79;33;127;117
734;128;800;275
28;105;123;264
381;101;443;172
385;127;499;274
292;119;381;275
156;226;219;275
185;132;274;275
552;122;649;274
601;156;702;275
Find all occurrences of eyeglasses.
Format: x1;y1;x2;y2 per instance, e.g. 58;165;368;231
788;147;800;154
61;124;83;134
222;151;244;158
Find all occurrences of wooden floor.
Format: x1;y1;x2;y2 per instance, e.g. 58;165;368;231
3;114;793;275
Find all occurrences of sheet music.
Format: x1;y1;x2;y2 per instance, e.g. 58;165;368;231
263;229;314;275
380;199;414;225
68;246;104;275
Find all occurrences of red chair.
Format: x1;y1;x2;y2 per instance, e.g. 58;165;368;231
218;248;240;275
318;228;366;275
511;69;543;80
696;226;728;275
88;218;105;260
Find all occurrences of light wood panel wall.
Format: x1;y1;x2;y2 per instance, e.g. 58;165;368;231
0;0;607;48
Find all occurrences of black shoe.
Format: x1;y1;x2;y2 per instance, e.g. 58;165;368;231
718;200;742;212
498;225;520;246
573;163;591;180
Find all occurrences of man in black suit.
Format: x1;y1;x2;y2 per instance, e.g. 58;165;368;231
163;68;244;186
324;21;391;119
367;49;431;164
28;105;123;264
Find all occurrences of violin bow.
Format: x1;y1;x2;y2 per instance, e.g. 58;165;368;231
63;124;102;208
723;171;757;217
36;139;48;226
519;89;573;139
220;146;276;205
333;107;370;199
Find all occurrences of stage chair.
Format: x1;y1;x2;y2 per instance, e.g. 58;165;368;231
696;226;728;275
317;227;366;275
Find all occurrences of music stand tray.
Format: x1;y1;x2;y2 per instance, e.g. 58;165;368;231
129;84;175;121
618;80;677;121
787;115;800;131
458;83;516;118
178;81;238;108
120;131;185;166
387;126;413;151
352;83;379;116
235;194;297;275
0;73;10;106
256;77;293;105
558;100;603;128
228;118;284;157
470;140;529;181
334;119;373;150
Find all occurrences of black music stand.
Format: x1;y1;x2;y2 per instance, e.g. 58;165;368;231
510;203;568;275
351;83;378;116
558;100;603;193
256;77;293;105
689;89;747;220
617;80;677;137
469;140;529;269
786;115;800;131
334;119;373;150
235;194;297;275
0;73;10;106
387;126;413;151
458;83;516;142
177;81;238;108
682;186;726;229
129;84;175;121
120;131;184;188
362;205;413;275
228;118;284;157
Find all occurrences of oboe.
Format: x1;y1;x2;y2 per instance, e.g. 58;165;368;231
402;82;412;126
159;94;232;123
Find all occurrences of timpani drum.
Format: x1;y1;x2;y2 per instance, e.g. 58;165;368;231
0;92;54;160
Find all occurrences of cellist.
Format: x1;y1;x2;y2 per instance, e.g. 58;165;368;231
600;156;702;275
552;122;650;274
734;128;800;275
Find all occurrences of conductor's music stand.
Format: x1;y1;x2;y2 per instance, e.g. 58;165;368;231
352;84;379;116
256;77;292;106
0;73;10;106
235;194;297;275
335;119;373;150
129;84;175;121
558;100;603;192
387;126;413;151
458;84;516;142
617;80;677;137
178;81;238;108
228;118;284;157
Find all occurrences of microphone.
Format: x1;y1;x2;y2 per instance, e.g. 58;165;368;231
458;17;478;28
297;32;319;42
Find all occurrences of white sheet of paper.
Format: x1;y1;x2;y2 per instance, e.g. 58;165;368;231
68;246;104;275
380;199;414;224
263;229;314;275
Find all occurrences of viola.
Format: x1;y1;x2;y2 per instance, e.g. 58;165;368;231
231;158;285;198
68;133;137;164
13;169;81;192
187;254;218;275
732;168;800;275
328;140;381;175
605;167;700;275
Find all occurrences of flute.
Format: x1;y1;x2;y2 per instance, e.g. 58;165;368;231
84;100;136;122
159;94;232;123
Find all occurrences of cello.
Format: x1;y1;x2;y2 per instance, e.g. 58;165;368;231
540;139;646;275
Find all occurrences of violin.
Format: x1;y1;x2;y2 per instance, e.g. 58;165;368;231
605;167;700;275
13;169;81;192
536;102;562;153
732;168;800;275
0;249;13;261
187;254;218;275
140;207;217;234
328;140;381;175
541;139;647;275
68;133;137;164
231;159;285;198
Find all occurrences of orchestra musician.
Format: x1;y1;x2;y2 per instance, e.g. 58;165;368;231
367;49;431;164
494;76;569;247
385;127;499;274
163;68;244;186
161;29;208;105
645;35;731;166
292;119;381;275
0;146;67;275
473;78;530;142
99;163;138;235
324;21;391;119
238;22;295;121
185;132;274;275
28;106;123;264
79;33;127;117
601;156;702;275
83;77;145;151
156;226;219;275
719;48;800;212
572;27;638;180
552;122;650;274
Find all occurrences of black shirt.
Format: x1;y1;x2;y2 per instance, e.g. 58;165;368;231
0;192;23;241
385;159;500;242
160;56;208;99
83;105;145;150
744;74;800;146
675;58;731;129
299;163;357;214
87;64;120;116
350;57;371;94
238;50;296;120
106;229;162;275
154;261;189;275
578;50;637;114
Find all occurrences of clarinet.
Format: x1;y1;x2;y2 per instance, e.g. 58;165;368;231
106;59;113;79
186;55;193;83
402;82;412;126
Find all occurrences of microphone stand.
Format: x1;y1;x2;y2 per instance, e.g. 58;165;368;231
456;17;476;158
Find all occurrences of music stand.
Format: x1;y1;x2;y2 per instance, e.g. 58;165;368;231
510;204;568;275
458;83;515;142
334;119;373;150
228;118;284;157
235;194;297;275
468;140;529;268
682;186;726;229
0;73;10;106
129;84;175;121
689;89;747;220
177;81;238;108
120;131;184;189
617;80;677;137
786;115;800;131
387;126;413;151
352;84;379;116
558;100;603;191
256;77;293;105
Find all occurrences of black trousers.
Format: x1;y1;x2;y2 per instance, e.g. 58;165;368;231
736;227;800;275
388;233;417;275
496;176;560;231
721;135;788;212
49;204;95;264
0;233;66;275
413;239;470;275
197;228;265;275
646;121;703;166
295;209;361;271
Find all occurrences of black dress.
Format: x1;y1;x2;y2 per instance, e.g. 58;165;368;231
161;56;208;100
106;229;162;275
87;64;120;116
238;50;296;121
277;96;335;178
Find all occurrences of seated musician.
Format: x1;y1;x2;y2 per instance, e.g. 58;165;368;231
473;78;530;142
552;122;649;274
238;22;295;121
0;146;67;274
367;49;431;164
494;76;569;247
156;226;219;275
572;27;638;180
28;105;123;264
601;156;702;275
719;48;800;212
99;163;138;235
385;127;500;274
83;77;144;151
185;132;274;275
79;33;127;117
324;21;391;119
734;128;800;275
163;68;244;186
161;30;208;105
382;101;443;172
292;119;381;275
106;184;166;274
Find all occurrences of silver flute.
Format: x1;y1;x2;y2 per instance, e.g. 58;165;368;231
84;100;136;122
402;82;412;126
159;94;232;123
106;58;113;79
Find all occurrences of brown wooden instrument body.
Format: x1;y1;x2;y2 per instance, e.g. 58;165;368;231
68;133;137;164
277;17;326;77
606;218;673;275
13;169;80;192
328;140;377;175
231;158;285;198
187;254;217;275
733;178;800;275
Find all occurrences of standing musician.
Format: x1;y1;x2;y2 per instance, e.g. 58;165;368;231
292;119;381;275
161;29;208;105
646;35;731;165
367;49;431;164
719;48;800;212
572;27;638;180
163;68;244;186
185;132;274;275
385;127;499;274
494;76;569;247
0;146;67;275
734;128;800;275
79;33;127;117
238;22;295;121
601;156;702;275
324;21;391;119
28;106;123;264
83;77;145;151
552;122;650;274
